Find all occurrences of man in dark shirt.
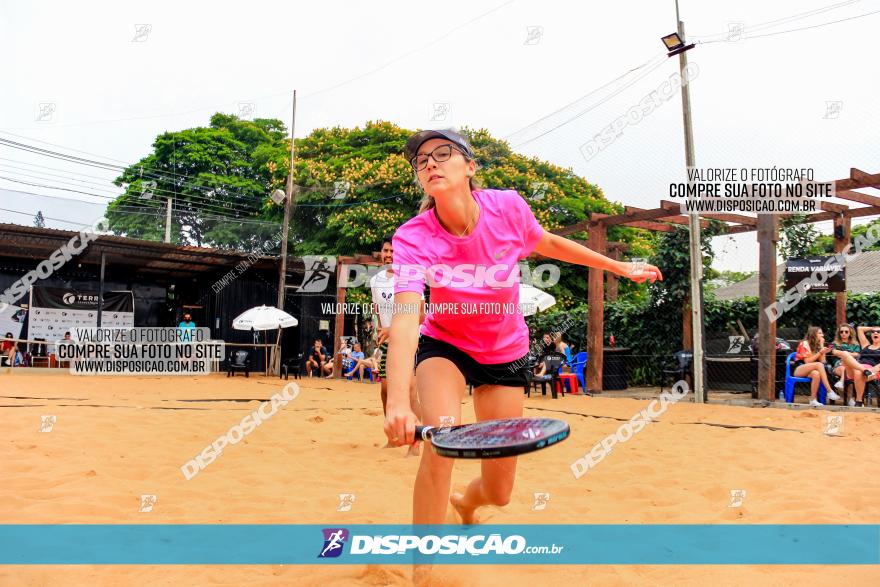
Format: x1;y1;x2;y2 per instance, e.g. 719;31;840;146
306;338;332;377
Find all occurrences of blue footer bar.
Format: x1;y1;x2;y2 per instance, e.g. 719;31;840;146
0;525;878;564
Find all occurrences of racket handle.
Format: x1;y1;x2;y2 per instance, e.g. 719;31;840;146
414;425;434;441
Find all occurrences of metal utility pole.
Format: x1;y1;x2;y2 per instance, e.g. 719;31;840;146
277;90;297;309
675;0;706;402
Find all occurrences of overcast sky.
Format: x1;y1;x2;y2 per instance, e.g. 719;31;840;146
2;0;878;271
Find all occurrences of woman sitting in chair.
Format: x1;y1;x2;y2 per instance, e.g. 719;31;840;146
554;333;572;365
794;326;840;407
830;324;872;407
2;333;17;367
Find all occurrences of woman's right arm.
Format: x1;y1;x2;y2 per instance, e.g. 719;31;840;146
857;326;874;348
383;291;421;447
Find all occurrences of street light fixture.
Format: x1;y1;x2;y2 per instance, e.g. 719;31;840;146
661;32;694;57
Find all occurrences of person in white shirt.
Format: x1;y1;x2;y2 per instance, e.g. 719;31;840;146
371;238;423;455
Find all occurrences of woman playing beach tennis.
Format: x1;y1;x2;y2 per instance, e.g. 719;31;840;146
384;128;662;525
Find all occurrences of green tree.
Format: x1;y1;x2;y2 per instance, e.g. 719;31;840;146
106;116;658;304
33;210;45;228
779;213;822;259
108;114;288;249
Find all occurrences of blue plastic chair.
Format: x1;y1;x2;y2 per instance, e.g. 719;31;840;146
783;352;827;403
347;365;374;382
570;351;588;391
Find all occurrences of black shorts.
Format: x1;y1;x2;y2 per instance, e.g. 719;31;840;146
415;334;530;388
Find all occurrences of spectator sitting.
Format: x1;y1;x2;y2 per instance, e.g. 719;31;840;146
344;342;374;381
533;333;555;377
794;326;840;407
855;325;880;405
306;338;332;378
555;333;572;364
2;333;16;367
830;324;872;406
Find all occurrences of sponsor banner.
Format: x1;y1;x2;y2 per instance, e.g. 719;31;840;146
0;524;877;564
0;303;26;339
784;257;846;293
28;287;134;343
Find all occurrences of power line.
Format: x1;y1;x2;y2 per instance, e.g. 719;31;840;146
509;57;670;149
690;0;863;41
503;52;667;142
695;4;880;44
0;173;258;219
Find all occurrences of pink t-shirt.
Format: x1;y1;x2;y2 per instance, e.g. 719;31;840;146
392;189;545;363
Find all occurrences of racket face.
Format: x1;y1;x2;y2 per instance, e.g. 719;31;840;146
429;418;569;459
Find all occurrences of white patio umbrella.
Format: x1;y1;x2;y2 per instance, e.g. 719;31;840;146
232;305;298;331
232;305;298;375
519;284;556;316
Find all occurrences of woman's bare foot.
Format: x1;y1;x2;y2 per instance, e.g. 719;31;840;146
450;492;478;525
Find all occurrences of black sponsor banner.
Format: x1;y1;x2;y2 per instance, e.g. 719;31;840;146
784;257;846;293
28;287;135;343
31;287;133;311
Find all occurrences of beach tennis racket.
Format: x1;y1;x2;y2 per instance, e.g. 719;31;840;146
415;418;569;459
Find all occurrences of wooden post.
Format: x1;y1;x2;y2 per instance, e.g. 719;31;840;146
757;214;778;401
586;222;607;393
333;261;346;379
834;214;851;327
682;295;693;350
606;248;620;301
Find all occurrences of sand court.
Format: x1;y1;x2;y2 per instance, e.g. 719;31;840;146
2;372;879;585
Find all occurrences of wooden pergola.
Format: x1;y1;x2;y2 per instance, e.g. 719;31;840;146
542;168;880;399
329;168;880;399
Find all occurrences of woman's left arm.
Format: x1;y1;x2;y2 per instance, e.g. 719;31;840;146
533;230;662;283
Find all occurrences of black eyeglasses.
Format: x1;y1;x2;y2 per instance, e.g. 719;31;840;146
872;331;880;336
410;143;468;172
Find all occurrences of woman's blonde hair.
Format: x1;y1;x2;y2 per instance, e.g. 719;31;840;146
416;153;482;213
